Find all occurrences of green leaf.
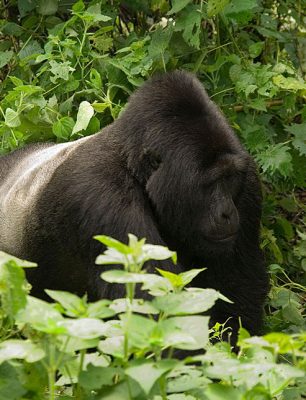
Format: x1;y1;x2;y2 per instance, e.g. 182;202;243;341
101;270;149;284
175;5;202;49
161;316;210;350
126;359;178;394
79;365;121;390
0;362;26;400
16;296;65;334
285;123;306;156
0;252;36;268
4;108;20;128
2;22;23;36
167;0;191;15
256;143;293;177
58;318;107;339
110;298;159;315
87;299;116;319
37;0;58;15
72;101;94;134
223;0;259;24
52;117;75;140
0;50;13;68
0;260;28;318
149;25;173;58
84;4;112;22
204;383;242;400
0;340;45;364
273;75;306;91
18;40;43;61
207;0;230;17
45;289;86;317
95;235;131;254
49;60;75;83
153;288;226;315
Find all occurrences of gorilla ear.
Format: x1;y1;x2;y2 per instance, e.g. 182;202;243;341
130;148;161;185
144;148;161;170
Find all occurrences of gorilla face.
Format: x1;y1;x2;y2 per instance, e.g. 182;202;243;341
146;150;249;258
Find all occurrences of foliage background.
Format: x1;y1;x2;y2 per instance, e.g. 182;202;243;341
0;0;305;398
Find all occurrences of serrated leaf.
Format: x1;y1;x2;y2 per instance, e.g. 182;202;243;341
256;143;293;177
285;123;306;156
224;0;258;24
72;101;94;134
52;117;74;140
176;6;202;49
49;60;75;83
4;108;20;128
0;50;14;68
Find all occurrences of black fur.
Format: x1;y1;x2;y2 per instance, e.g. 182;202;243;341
0;71;268;339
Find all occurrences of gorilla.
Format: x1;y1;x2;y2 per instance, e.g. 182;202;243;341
0;70;268;339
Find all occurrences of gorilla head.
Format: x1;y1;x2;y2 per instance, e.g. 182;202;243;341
0;70;268;339
115;71;259;259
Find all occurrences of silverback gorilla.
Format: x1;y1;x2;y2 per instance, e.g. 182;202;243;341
0;71;268;339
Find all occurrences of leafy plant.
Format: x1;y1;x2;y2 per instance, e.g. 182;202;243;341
0;237;305;399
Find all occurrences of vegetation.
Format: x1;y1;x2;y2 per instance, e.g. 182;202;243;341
0;0;305;398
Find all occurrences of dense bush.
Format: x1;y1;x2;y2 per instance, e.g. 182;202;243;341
0;0;305;398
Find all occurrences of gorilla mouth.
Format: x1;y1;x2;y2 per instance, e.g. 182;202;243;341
207;233;238;243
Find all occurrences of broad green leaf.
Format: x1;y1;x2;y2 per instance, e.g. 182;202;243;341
207;0;230;17
37;0;58;15
143;244;177;263
18;40;43;60
167;0;191;15
72;101;94;134
58;318;107;339
204;383;242;400
0;340;45;364
52;117;75;140
179;268;206;286
161;316;210;350
16;296;65;334
4;108;20;128
79;365;121;390
99;336;125;358
153;288;226;315
126;359;178;394
120;313;157;350
45;289;86;317
2;22;23;36
101;270;149;284
110;298;159;314
87;299;115;319
0;51;13;68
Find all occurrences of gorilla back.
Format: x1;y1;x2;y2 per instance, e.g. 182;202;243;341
0;71;268;338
